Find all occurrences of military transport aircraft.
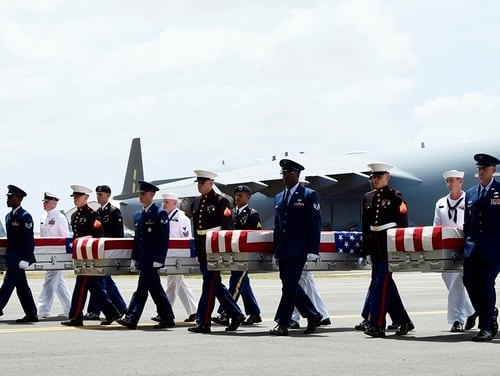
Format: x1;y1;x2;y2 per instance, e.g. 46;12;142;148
114;138;500;232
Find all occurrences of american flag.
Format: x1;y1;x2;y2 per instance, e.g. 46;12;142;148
334;231;363;253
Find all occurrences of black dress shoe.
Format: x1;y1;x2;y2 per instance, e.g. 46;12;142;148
188;323;211;334
212;314;229;326
100;311;122;325
16;315;39;323
269;325;288;336
226;314;245;331
354;319;369;331
472;329;492;342
153;320;176;329
491;307;498;337
61;319;83;327
387;322;400;330
184;314;197;322
304;312;322;334
395;321;415;336
364;326;386;338
289;320;300;329
242;315;262;325
450;321;464;332
465;312;478;330
320;317;332;326
117;318;137;330
83;312;101;320
151;314;161;322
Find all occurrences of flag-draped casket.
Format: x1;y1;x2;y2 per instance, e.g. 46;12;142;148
387;226;465;272
205;230;367;272
72;237;198;276
0;237;74;271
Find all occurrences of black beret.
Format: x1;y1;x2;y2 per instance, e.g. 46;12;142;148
279;159;304;173
474;153;500;167
137;180;159;193
235;185;252;194
96;185;112;194
7;185;27;198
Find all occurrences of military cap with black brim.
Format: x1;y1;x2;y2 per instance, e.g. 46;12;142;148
279;159;304;173
474;153;500;167
137;180;159;193
7;185;27;197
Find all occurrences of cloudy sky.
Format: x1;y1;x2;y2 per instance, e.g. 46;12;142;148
1;0;499;223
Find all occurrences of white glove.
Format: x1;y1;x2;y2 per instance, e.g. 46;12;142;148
306;253;320;262
271;255;279;267
18;260;29;270
153;261;163;268
358;257;367;267
129;259;137;272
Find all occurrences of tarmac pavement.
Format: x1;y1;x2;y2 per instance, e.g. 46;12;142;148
0;271;498;376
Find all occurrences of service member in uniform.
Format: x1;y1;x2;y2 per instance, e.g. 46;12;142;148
359;163;414;338
0;185;38;322
212;185;263;326
84;185;127;322
61;185;122;326
463;153;500;341
187;170;245;334
151;192;197;323
38;192;71;318
433;170;474;332
117;181;175;329
270;159;323;336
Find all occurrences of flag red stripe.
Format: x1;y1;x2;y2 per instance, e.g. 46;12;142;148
210;231;219;253
431;226;441;250
224;231;232;253
395;228;406;252
413;227;423;252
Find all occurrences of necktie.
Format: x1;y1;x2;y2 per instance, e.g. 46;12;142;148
283;189;290;206
480;188;487;199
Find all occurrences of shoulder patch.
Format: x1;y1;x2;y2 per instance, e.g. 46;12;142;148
399;202;408;214
224;207;232;217
94;219;102;229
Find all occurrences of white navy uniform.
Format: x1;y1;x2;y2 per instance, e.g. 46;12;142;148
38;208;71;317
433;191;474;325
165;209;197;316
292;271;330;323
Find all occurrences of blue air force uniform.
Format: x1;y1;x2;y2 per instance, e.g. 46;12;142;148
462;153;500;339
121;183;175;327
0;185;37;319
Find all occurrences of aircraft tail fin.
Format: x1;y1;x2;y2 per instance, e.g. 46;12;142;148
113;138;144;200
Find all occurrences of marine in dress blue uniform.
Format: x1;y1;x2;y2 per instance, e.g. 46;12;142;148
61;185;122;326
0;185;38;322
85;185;127;321
117;181;175;329
360;163;414;338
270;159;322;336
462;153;500;341
213;185;262;326
188;170;245;334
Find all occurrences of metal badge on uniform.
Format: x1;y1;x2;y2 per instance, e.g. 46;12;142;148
48;219;56;225
294;199;305;207
12;221;19;227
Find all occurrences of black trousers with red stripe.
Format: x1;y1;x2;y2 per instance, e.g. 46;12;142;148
68;276;119;321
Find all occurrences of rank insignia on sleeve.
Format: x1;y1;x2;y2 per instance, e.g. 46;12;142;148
224;207;231;217
25;222;33;229
399;202;408;214
313;203;321;210
94;219;102;229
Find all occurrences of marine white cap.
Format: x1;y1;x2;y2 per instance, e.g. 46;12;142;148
162;192;179;200
367;162;394;175
442;169;464;179
70;184;93;196
194;169;217;181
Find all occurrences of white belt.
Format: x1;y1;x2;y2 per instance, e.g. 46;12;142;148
197;226;221;236
370;222;397;232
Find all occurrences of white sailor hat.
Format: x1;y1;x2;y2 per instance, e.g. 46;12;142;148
442;170;464;179
43;192;59;201
70;185;92;197
367;162;394;176
162;192;179;200
194;169;217;182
